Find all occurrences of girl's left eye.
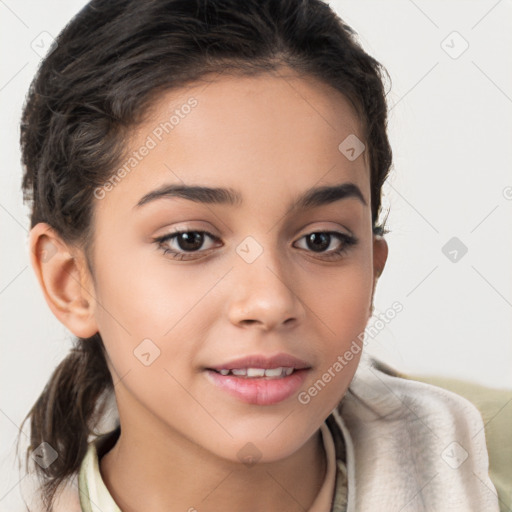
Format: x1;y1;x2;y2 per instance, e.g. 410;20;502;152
153;229;358;261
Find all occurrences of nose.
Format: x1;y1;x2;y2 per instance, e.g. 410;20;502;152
226;245;306;331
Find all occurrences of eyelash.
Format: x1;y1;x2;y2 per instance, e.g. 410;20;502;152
153;229;358;261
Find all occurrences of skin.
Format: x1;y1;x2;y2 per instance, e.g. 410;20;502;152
29;67;388;512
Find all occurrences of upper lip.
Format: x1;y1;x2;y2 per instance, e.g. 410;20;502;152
207;353;312;371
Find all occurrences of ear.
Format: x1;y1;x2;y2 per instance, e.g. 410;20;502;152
369;235;388;317
28;222;99;338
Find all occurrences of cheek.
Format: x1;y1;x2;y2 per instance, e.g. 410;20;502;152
296;270;371;418
91;245;222;373
307;258;374;339
302;256;373;386
94;240;179;327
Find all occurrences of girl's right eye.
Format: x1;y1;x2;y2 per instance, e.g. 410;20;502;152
153;230;220;261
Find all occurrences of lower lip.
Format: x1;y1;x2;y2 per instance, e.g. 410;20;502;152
204;369;310;405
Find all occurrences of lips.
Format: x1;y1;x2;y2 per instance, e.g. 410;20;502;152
205;368;309;405
204;353;312;405
206;353;312;372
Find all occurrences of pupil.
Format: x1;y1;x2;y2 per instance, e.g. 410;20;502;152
179;232;203;251
308;232;329;252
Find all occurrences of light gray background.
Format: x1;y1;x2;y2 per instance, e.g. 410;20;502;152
1;0;511;509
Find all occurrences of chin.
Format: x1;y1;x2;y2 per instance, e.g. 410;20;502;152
207;426;315;466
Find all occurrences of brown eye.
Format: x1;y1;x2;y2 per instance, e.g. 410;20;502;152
294;231;358;259
154;230;220;260
173;231;206;251
304;232;331;252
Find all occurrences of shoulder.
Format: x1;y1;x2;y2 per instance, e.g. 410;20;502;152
19;472;81;512
333;356;502;511
400;367;512;512
18;391;120;512
362;358;512;512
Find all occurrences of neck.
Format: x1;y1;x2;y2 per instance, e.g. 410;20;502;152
99;421;327;512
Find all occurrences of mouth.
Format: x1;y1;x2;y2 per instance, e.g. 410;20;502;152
203;354;311;405
206;353;311;374
208;367;297;378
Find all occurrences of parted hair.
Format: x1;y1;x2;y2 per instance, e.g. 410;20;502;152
18;0;392;509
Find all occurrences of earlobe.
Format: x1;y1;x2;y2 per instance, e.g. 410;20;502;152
28;222;99;339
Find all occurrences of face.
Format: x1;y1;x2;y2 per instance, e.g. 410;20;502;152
84;69;385;463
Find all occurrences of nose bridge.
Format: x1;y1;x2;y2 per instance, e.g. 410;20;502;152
228;232;303;328
235;232;288;285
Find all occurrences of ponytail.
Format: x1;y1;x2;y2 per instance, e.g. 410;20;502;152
17;333;115;510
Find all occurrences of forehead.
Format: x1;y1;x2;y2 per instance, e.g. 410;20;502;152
94;69;369;218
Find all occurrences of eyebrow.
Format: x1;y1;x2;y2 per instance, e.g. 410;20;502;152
133;182;367;213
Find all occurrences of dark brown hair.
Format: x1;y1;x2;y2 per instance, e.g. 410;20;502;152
18;0;392;509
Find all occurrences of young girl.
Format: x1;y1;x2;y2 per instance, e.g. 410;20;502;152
16;0;504;511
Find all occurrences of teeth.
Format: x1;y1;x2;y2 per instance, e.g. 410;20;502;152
216;367;295;378
247;368;266;377
264;367;284;377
